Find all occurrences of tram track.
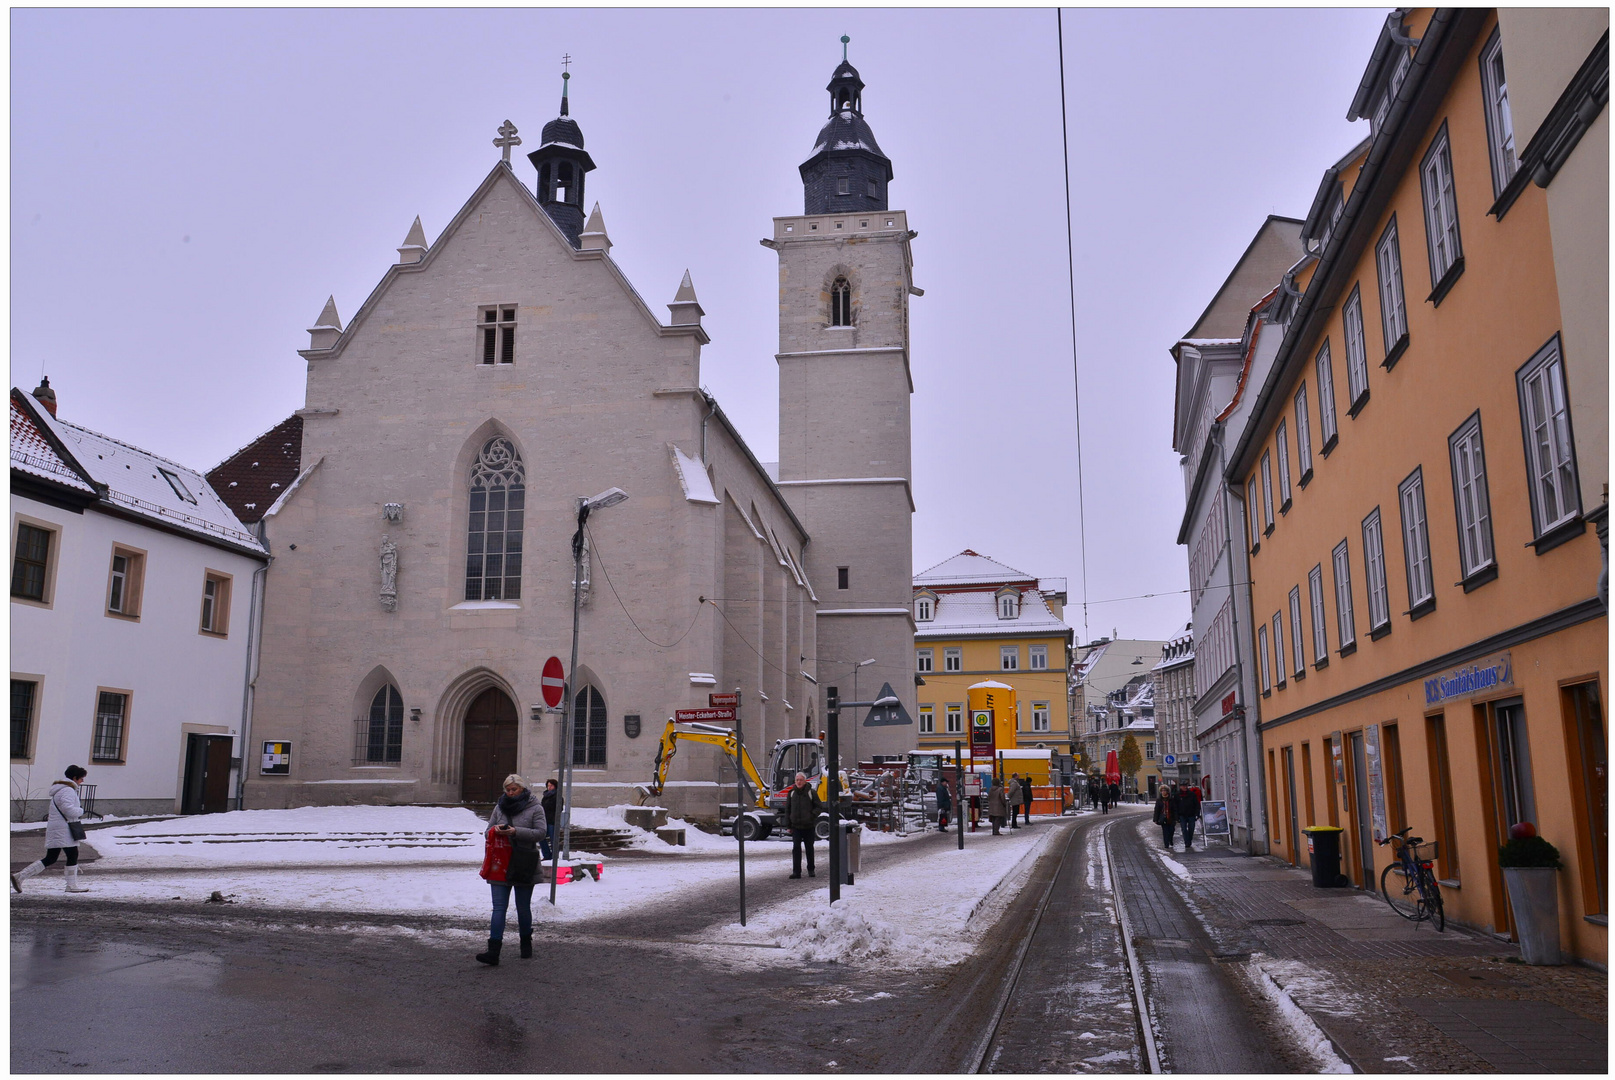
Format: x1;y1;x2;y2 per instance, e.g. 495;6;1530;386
965;812;1161;1075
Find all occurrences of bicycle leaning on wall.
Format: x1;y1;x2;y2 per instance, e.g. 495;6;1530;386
1378;825;1445;931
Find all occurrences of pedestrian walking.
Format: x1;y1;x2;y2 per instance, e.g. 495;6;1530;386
1177;784;1202;850
1019;774;1034;826
539;778;558;861
934;779;952;832
12;765;92;893
476;774;546;966
785;771;822;878
1006;774;1020;829
986;777;1009;835
1153;783;1178;849
1107;781;1120;812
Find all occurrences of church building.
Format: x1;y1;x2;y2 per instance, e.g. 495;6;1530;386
218;53;919;815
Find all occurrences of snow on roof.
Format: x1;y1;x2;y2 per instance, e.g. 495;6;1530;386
670;445;719;504
10;397;96;494
967;680;1015;690
29;404;264;553
917;587;1070;639
915;549;1036;587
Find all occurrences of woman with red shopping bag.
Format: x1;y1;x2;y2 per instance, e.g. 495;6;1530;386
476;774;546;966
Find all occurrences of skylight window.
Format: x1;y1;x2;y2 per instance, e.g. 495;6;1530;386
159;468;197;504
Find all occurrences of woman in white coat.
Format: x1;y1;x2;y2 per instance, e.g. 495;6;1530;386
12;765;91;892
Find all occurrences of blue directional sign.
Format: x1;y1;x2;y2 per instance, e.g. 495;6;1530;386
1162;754;1177;766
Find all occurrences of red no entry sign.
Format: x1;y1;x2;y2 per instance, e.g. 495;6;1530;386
541;656;566;708
675;708;735;723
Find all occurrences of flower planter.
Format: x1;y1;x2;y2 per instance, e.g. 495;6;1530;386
1502;866;1563;965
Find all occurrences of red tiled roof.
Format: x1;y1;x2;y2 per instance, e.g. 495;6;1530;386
206;415;303;524
10;395;96;493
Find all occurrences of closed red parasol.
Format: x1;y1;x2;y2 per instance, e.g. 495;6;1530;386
1104;750;1120;786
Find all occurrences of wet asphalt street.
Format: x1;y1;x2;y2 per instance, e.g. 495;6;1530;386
11;810;1312;1073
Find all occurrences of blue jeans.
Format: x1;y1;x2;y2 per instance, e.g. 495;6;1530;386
489;883;534;939
1179;816;1197;849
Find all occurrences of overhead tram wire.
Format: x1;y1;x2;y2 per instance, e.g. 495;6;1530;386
1057;8;1092;644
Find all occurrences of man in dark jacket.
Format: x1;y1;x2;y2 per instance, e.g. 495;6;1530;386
1019;774;1035;826
934;780;952;832
785;772;822;879
1176;784;1202;850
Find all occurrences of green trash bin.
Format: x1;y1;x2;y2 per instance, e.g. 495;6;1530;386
1303;826;1346;888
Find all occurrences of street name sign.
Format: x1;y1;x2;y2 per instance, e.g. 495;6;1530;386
709;692;739;708
675;708;736;723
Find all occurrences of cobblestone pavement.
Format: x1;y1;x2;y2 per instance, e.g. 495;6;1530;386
1144;819;1608;1073
1107;813;1320;1073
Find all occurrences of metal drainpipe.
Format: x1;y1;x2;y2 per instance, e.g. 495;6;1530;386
1215;423;1263;854
699;393;718;466
234;553;271;811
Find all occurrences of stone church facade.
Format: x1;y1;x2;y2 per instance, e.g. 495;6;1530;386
221;57;919;815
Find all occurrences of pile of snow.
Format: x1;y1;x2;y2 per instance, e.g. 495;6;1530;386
770;900;938;964
1245;954;1352;1073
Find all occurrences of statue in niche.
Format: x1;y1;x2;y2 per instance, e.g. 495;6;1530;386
380;534;398;612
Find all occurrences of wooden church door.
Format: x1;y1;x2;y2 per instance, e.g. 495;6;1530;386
461;688;518;803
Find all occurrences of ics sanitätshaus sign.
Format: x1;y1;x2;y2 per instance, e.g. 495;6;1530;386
1424;652;1512;707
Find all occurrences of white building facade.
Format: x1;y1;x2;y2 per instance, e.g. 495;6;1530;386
11;386;267;819
1150;631;1197;783
1170;215;1305;853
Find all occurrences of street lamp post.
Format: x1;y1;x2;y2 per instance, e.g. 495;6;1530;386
551;486;628;908
851;658;874;767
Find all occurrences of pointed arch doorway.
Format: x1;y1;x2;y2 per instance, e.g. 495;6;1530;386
461;687;518;803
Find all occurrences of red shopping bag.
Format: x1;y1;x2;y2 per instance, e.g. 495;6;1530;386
480;828;512;882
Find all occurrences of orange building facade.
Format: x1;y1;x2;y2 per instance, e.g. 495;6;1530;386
1226;10;1607;962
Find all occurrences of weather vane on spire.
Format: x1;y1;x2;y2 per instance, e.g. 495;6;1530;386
841;35;849;62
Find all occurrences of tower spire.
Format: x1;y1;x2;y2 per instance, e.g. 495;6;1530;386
841;34;849;62
799;45;892;213
529;55;596;248
560;70;570;117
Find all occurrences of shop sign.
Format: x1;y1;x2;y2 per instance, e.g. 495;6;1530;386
1424;652;1512;706
1364;723;1388;844
1221;692;1237;716
1201;800;1229;836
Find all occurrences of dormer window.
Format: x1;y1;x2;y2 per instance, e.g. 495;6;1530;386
836;177;850;196
830;278;853;326
996;588;1020;619
914;592;935;622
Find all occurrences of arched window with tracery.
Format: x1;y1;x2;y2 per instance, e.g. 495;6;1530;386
573;685;607;766
356;685;403;764
830;277;853;326
466;437;525;602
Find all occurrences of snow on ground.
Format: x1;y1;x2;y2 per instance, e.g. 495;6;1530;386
1244;953;1353;1073
720;822;1057;970
40;804;1069;971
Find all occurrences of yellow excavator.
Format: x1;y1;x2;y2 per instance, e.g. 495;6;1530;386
637;719;845;841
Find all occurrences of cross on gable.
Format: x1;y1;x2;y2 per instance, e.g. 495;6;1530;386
493;120;522;163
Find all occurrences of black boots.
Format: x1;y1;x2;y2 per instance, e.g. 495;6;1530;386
519;935;533;959
476;938;502;966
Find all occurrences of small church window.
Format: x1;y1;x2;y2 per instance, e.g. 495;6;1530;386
466;437;525;601
557;162;573;203
573;685;607;766
830;278;853;327
867;179;877;198
836;177;850;196
480;306;516;364
359;685;404;764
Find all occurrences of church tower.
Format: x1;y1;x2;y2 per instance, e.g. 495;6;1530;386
527;72;596;248
769;40;919;761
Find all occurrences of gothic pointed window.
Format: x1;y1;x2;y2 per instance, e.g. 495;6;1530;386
573;685;607;766
358;685;404;764
466;437;525;601
830;277;853;326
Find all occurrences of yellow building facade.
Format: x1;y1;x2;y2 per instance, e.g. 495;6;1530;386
911;551;1074;760
1226;10;1607;962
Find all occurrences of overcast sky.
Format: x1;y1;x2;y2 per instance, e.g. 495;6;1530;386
11;7;1389;643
